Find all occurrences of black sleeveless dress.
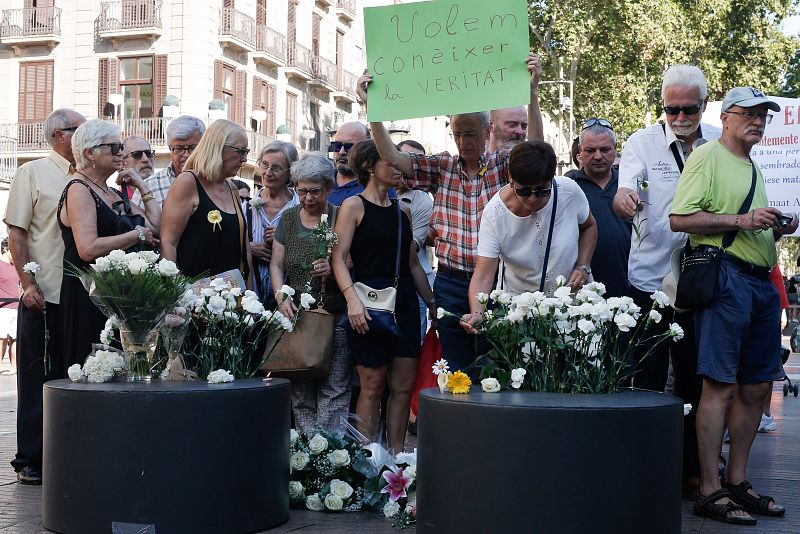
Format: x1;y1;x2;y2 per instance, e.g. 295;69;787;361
346;195;420;367
176;173;248;280
57;179;125;371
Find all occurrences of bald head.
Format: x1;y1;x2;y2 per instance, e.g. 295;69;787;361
333;122;370;177
489;106;527;152
122;135;154;179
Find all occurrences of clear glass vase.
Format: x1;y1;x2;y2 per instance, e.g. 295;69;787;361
120;328;158;382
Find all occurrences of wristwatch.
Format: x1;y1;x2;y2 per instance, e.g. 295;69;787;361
577;264;592;275
136;226;146;242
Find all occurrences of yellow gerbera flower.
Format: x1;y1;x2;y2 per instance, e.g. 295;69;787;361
447;371;472;394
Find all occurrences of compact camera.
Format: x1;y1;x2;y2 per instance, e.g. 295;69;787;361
777;214;794;228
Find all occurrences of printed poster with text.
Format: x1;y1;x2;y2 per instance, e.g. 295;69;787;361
363;0;530;122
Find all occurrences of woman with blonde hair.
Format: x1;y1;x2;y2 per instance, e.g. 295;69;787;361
161;119;251;280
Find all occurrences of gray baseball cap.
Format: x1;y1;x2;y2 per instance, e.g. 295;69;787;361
721;86;780;112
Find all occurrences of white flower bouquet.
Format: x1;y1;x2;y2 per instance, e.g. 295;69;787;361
442;279;683;394
288;428;371;513
363;450;417;529
67;348;126;383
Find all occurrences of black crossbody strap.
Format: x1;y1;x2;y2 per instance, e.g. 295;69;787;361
394;200;402;288
539;181;559;292
663;123;685;173
721;160;757;250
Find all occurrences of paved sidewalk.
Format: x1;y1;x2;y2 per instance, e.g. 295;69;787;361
0;354;798;533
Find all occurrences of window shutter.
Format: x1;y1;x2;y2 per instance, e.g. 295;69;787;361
98;58;109;118
234;69;246;126
267;84;277;137
153;54;167;117
256;0;266;25
312;14;321;58
287;0;296;43
213;60;223;99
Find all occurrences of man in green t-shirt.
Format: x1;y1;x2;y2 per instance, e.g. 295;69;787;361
670;87;797;525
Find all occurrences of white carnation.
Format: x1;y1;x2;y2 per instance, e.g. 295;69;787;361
651;290;670;308
613;312;637;332
67;364;83;381
383;501;401;518
207;369;234;383
241;297;264;315
278;284;295;297
510;367;527;389
668;322;685;341
210;277;229;289
299;293;316;310
207;295;227;315
648;309;662;323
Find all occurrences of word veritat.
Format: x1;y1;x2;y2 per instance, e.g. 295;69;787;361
373;4;518;100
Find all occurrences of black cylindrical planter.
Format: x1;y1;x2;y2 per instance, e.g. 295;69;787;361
417;388;683;534
43;378;291;534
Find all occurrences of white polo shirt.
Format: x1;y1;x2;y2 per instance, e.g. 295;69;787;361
618;121;721;292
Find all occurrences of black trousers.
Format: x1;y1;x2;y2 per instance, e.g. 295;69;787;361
11;301;61;472
671;310;702;481
626;285;673;392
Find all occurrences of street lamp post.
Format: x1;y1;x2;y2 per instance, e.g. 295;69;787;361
108;93;124;126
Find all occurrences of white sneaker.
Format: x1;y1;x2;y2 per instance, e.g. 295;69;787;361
758;413;777;433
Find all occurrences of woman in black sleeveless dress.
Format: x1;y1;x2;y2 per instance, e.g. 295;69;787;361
332;140;436;454
160;120;250;282
58;120;160;371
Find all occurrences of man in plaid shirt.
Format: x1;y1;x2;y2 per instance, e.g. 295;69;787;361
356;52;542;369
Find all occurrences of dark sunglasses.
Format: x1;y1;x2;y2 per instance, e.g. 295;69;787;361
514;186;552;198
126;149;155;160
53;126;80;137
581;118;613;131
328;141;355;153
663;105;702;116
95;142;125;155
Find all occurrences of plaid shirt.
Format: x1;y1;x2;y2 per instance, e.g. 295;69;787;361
409;150;509;272
131;164;178;208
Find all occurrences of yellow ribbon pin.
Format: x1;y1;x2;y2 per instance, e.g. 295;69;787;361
207;210;222;232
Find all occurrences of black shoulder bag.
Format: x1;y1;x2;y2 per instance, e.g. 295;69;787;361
674;161;757;310
111;183;147;252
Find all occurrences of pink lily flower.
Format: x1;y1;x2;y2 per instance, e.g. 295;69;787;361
380;467;413;502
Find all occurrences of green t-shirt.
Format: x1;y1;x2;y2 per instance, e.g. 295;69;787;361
671;140;776;267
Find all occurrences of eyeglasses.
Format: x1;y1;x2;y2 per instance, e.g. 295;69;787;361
296;187;324;198
514;186;552;198
725;110;773;124
169;145;197;155
125;149;155;160
449;132;480;140
581;118;613;131
225;145;250;157
53;126;79;137
663;105;702;116
328;141;354;153
94;142;125;155
258;162;288;174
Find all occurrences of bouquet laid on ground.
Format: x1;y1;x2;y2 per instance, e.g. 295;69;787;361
289;428;372;512
69;250;196;380
363;450;417;529
183;279;316;380
438;278;684;394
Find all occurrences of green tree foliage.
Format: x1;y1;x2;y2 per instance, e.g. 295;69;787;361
529;0;799;140
780;48;800;97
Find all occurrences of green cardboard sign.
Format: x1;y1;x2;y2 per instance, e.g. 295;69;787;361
363;0;530;122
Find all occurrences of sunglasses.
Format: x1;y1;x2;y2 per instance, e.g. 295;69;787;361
94;142;125;155
514;186;552;198
663;105;702;116
328;141;355;153
581;118;613;131
54;126;80;137
126;149;155;160
224;145;250;157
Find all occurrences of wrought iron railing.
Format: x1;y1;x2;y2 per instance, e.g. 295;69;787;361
336;0;356;18
0;7;61;38
287;43;314;75
219;7;256;48
337;70;358;96
98;0;162;32
255;26;286;62
312;56;337;86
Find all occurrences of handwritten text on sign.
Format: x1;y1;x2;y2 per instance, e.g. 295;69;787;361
363;0;530;122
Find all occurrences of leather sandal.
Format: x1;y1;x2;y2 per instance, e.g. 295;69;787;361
694;488;757;525
724;480;786;517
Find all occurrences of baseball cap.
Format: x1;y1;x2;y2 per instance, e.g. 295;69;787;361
721;86;780;112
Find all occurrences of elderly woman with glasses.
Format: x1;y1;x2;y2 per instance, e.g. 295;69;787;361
248;141;300;304
461;140;597;333
161;119;251;282
58;119;161;368
269;153;351;433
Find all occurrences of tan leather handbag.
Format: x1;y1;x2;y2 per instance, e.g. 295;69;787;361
262;308;335;378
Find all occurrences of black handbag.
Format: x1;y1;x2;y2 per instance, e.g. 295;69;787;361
674;161;757;310
112;183;147;252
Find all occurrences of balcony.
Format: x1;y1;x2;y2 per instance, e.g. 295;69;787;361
316;0;335;9
309;56;337;94
0;7;61;54
98;0;163;48
219;7;256;53
0;122;48;154
246;130;276;162
284;43;314;81
253;26;286;69
333;70;359;104
336;0;356;23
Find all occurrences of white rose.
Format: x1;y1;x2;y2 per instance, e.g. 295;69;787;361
156;258;180;276
329;479;354;499
481;377;501;393
476;292;489;305
511;368;527;389
436;307;445;320
290;428;300;445
326;449;351;468
290;451;310;471
107;249;126;262
405;464;417;478
649;309;662;324
289;480;305;499
395;450;417;465
320;213;329;225
324;494;343;511
126;257;148;275
67;364;83;381
306;493;324;511
383;501;401;518
489;289;503;301
308;433;329;455
300;293;316;310
555;274;567;287
92;257;111;272
496;292;512;305
668;322;685;341
138;250;159;263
